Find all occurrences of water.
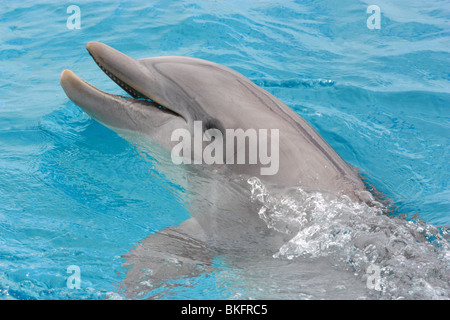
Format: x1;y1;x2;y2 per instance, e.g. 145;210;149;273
0;0;449;299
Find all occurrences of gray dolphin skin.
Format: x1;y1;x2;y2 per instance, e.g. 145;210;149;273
60;42;374;298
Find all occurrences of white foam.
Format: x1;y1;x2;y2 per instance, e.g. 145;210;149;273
248;177;450;299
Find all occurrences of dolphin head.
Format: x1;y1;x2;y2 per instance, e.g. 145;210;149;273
60;41;286;174
61;42;371;201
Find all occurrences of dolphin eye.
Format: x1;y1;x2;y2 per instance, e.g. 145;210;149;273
203;119;225;141
203;119;223;133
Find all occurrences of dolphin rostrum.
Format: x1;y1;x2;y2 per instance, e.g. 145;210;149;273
60;42;374;298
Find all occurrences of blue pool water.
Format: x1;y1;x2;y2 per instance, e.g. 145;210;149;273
0;0;449;299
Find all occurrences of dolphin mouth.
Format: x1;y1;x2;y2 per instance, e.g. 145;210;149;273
60;42;182;120
87;44;181;118
88;50;148;101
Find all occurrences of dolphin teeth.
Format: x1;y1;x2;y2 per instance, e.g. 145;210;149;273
89;52;148;100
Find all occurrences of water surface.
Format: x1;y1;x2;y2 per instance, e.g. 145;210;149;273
0;0;449;299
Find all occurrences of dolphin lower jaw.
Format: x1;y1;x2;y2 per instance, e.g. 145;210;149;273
60;69;179;132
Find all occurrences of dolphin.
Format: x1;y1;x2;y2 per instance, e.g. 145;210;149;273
60;42;374;298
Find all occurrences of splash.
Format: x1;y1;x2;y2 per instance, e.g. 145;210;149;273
248;177;450;299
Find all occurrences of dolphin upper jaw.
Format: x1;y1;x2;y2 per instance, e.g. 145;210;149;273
85;42;165;107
